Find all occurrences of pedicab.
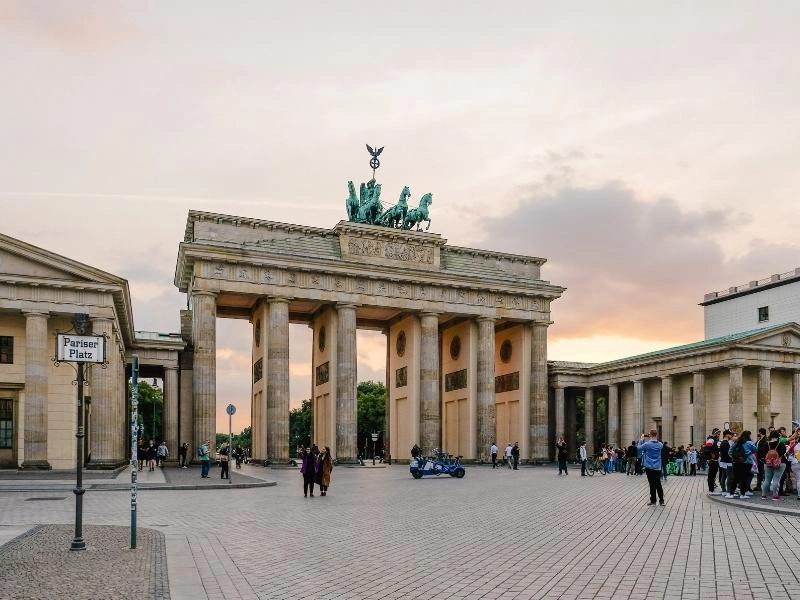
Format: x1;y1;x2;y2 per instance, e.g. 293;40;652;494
409;449;465;479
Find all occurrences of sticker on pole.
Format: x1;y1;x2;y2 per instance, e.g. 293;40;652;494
56;334;106;363
226;404;236;416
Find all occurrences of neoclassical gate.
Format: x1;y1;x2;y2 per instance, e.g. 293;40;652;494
175;211;563;462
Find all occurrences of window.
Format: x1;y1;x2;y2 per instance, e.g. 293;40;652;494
690;426;694;446
689;386;694;405
0;337;12;364
758;306;769;322
659;390;662;406
0;399;12;449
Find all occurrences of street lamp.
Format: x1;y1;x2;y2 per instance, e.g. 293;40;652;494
152;378;160;442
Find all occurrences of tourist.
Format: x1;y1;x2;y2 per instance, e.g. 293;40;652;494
199;440;211;478
638;430;665;506
301;446;318;497
556;436;568;475
511;442;520;470
616;447;626;473
579;442;587;476
234;444;244;469
137;441;145;471
726;430;755;498
219;442;230;479
505;442;513;469
788;430;800;500
319;446;333;496
157;441;168;467
778;427;791;495
660;441;671;481
626;441;638;475
718;430;734;494
688;446;698;476
705;429;721;493
674;446;685;476
178;442;189;468
147;440;157;472
605;445;614;474
755;428;768;490
761;431;786;500
490;442;498;469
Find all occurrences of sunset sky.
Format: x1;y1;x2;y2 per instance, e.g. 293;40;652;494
2;2;799;432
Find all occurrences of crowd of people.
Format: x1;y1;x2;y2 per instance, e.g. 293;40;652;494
299;444;333;497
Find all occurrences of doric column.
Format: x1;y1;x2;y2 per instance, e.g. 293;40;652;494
163;366;179;463
692;372;706;441
661;375;673;445
529;322;549;461
336;304;358;462
88;317;116;467
554;386;565;440
607;384;619;448
192;291;217;457
584;388;595;455
757;367;771;430
476;317;496;461
729;365;744;434
419;312;440;454
632;380;644;437
793;371;800;424
267;298;290;462
22;311;50;469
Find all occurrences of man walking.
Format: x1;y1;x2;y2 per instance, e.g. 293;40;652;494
626;441;638;475
579;442;588;476
505;442;513;470
490;442;498;469
638;430;665;506
199;440;211;478
511;442;520;470
157;441;168;467
178;442;189;468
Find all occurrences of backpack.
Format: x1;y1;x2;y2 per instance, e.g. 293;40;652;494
765;448;781;468
731;442;746;464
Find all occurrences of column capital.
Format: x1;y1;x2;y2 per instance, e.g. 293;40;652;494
22;310;49;318
529;320;550;328
419;311;440;319
192;290;217;298
267;296;291;305
758;366;772;373
476;315;498;324
91;316;114;323
336;302;358;310
660;374;672;382
164;365;179;372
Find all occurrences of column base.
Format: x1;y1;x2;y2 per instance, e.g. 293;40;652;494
86;459;128;471
20;460;51;470
334;457;361;465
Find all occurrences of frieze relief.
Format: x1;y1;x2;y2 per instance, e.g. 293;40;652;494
347;238;434;265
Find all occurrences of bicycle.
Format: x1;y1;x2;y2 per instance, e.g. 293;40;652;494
586;456;607;476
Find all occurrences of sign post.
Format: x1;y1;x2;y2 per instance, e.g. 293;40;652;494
226;404;236;484
54;314;106;552
371;432;379;465
130;355;139;549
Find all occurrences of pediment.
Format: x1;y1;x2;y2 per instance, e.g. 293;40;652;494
738;325;800;350
0;234;124;286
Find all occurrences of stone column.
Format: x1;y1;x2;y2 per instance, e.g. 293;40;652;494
336;304;358;462
756;367;771;430
22;311;50;469
692;372;706;441
607;384;619;448
163;366;179;463
529;322;549;462
419;312;440;454
661;376;673;445
88;317;116;467
729;366;744;434
632;380;644;437
565;393;576;460
554;386;565;440
476;317;496;461
584;388;595;455
793;371;800;424
267;298;290;462
192;291;217;457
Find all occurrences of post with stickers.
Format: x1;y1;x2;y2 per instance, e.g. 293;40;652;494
130;355;139;548
226;404;236;484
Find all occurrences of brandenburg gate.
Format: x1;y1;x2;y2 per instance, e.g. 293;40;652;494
175;180;563;463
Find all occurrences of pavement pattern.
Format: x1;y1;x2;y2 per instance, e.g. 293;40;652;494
1;465;800;599
0;524;168;599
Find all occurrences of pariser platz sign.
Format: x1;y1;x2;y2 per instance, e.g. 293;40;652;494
56;334;106;363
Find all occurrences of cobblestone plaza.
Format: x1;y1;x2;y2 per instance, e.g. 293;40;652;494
2;466;799;599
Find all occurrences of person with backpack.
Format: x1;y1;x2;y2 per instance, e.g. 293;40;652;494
157;441;169;467
705;429;721;493
218;442;230;479
726;430;756;498
198;440;211;478
761;430;786;500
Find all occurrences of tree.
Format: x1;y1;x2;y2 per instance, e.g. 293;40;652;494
289;399;312;456
131;381;163;442
357;381;386;458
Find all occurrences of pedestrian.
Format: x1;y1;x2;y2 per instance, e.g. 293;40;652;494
511;442;520;470
705;428;721;493
688;446;698;476
300;446;318;497
505;442;513;469
761;430;786;501
490;442;498;469
319;446;333;496
178;442;189;468
788;430;800;501
579;442;588;476
234;444;243;469
606;445;614;474
660;441;671;481
626;441;638;475
157;441;168;467
778;427;791;495
199;440;211;478
137;441;145;471
219;442;230;479
146;440;157;472
556;436;568;475
638;430;665;506
674;446;685;476
726;430;756;498
718;429;734;494
755;427;768;490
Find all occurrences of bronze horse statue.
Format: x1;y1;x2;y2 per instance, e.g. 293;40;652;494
379;186;410;228
402;193;433;231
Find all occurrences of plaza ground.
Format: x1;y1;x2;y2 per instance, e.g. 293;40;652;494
1;465;799;599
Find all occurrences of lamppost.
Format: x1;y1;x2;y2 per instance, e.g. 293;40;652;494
152;378;159;442
371;432;379;465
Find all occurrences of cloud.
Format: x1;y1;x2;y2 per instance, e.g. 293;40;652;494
481;182;800;343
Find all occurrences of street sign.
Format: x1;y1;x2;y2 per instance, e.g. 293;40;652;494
57;334;105;363
226;404;236;416
371;433;379;442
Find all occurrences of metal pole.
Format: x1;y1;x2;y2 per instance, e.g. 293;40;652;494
130;355;139;549
71;361;86;551
228;411;232;484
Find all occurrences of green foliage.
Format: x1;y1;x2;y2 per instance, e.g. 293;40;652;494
289;399;312;456
130;381;163;442
237;426;252;453
357;381;386;457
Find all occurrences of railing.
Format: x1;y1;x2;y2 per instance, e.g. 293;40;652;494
703;267;800;302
